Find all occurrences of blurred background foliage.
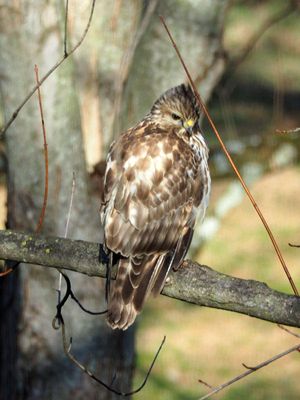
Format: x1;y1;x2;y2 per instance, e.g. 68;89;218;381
135;1;300;399
0;0;300;399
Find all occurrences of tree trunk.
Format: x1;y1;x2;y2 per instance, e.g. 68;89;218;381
0;1;133;399
0;0;228;398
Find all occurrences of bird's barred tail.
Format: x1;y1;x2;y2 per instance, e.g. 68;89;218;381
106;254;170;330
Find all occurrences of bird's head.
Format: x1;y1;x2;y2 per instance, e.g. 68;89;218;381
150;84;201;136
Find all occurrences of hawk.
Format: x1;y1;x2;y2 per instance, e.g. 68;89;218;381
100;84;210;330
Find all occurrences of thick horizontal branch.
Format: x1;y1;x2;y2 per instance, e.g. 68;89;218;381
1;229;300;327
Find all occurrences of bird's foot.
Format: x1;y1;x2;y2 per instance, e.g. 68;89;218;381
172;259;189;271
164;276;171;286
99;243;110;266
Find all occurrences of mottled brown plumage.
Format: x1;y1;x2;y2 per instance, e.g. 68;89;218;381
100;84;210;330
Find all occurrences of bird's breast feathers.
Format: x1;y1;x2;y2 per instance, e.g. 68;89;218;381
100;126;210;257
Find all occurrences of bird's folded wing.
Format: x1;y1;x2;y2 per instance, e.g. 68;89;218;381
101;130;203;258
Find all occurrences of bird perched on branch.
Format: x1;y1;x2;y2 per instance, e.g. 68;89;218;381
100;84;210;330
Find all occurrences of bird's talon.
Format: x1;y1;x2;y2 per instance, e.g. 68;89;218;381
164;277;171;286
173;260;188;271
99;243;110;265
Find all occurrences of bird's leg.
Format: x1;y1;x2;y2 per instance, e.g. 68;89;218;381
99;242;110;266
105;252;115;302
99;243;112;302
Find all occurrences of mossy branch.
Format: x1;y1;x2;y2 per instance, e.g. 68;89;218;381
1;229;299;328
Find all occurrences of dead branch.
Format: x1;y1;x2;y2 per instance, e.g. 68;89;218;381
52;271;165;396
225;1;298;85
276;127;300;135
278;324;300;339
1;229;300;328
198;342;300;400
160;16;299;296
0;0;96;139
56;171;76;307
60;317;165;396
34;64;49;233
0;64;49;279
64;0;69;57
289;243;300;248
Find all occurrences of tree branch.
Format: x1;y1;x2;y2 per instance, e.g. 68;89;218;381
198;341;300;400
0;229;299;328
0;0;96;139
160;15;299;296
226;1;297;80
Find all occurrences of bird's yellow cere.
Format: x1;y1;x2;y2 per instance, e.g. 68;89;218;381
184;119;194;129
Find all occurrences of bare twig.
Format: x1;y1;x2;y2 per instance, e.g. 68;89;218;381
0;0;96;139
69;288;107;315
64;171;76;238
242;363;258;371
160;16;299;297
276;127;300;134
64;0;69;57
34;64;49;234
226;1;297;80
53;276;165;397
0;266;14;277
57;172;76;309
61;323;165;396
289;243;300;248
0;63;50;278
53;272;107;328
52;273;166;397
198;379;213;390
278;324;300;339
53;176;106;318
198;342;300;400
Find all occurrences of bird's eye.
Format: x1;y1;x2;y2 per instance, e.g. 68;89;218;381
171;113;181;121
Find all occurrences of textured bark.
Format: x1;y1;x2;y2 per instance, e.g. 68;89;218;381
0;268;20;400
120;0;228;131
1;229;299;328
0;1;133;399
0;1;229;399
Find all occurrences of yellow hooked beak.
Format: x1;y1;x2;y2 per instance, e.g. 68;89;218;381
183;119;194;135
